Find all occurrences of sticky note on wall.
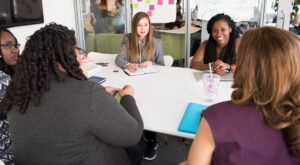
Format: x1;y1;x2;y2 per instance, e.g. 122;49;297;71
132;3;139;9
149;4;155;10
158;0;163;5
169;0;174;4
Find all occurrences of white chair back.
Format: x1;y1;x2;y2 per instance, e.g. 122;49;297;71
88;52;117;64
164;55;174;66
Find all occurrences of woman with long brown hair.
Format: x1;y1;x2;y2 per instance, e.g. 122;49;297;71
181;27;300;164
115;11;164;72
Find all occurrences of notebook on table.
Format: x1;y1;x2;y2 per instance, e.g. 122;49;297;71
123;67;157;76
178;102;208;134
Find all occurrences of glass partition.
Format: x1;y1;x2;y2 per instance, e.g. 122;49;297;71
75;0;296;68
81;0;126;54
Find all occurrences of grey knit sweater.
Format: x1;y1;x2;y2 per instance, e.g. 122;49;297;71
115;34;165;68
8;76;143;165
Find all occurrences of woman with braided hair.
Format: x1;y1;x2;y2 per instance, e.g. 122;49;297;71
0;23;143;165
191;13;240;75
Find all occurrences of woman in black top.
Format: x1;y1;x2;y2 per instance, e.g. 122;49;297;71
191;13;240;75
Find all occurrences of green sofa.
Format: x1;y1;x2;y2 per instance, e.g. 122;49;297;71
95;33;124;54
160;32;185;60
85;33;96;52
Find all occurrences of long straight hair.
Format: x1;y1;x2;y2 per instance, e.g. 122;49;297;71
232;27;300;159
127;12;154;63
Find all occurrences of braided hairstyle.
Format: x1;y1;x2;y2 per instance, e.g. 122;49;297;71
0;23;86;113
204;13;239;64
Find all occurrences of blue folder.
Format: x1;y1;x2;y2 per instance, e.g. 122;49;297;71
178;102;208;134
88;76;106;84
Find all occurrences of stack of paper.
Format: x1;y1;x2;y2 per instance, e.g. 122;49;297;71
123;67;157;76
81;62;101;77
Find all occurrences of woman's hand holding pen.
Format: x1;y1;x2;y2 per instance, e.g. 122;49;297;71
139;61;152;68
126;63;139;72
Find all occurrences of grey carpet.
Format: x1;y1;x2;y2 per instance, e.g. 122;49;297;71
140;133;192;165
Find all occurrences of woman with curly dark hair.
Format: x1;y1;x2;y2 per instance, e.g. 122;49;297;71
191;13;240;75
0;23;143;165
181;27;300;165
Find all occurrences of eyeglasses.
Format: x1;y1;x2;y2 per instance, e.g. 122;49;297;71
76;47;87;57
0;43;20;49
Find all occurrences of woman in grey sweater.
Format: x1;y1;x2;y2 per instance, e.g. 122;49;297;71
115;12;164;72
0;23;143;165
115;12;163;161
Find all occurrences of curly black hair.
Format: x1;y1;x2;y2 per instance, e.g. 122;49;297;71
0;23;87;113
204;13;240;65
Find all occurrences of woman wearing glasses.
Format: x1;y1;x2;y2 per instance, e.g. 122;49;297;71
0;27;19;164
0;27;19;76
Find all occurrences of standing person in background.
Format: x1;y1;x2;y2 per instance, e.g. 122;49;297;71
180;27;300;165
115;11;164;73
0;27;19;165
90;0;104;33
165;0;183;29
115;12;164;160
111;0;125;34
0;23;144;165
191;13;240;75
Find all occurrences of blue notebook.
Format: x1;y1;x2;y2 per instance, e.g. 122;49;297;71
88;76;106;84
178;102;208;134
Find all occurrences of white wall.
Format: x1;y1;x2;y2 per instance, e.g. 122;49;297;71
8;0;76;52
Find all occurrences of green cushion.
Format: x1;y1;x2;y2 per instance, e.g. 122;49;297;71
95;33;124;54
85;33;96;52
160;32;185;60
